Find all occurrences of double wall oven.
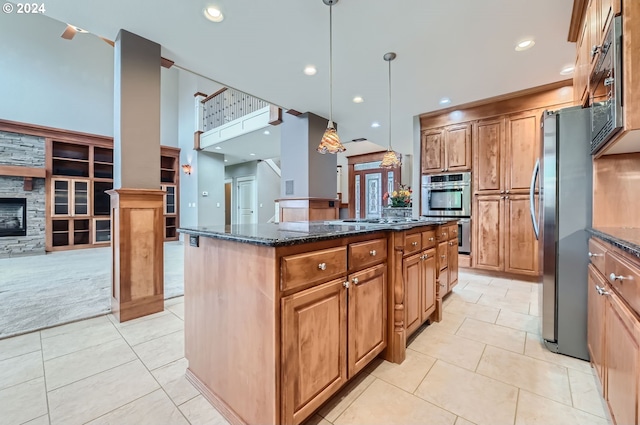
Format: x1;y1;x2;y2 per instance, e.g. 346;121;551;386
421;172;471;254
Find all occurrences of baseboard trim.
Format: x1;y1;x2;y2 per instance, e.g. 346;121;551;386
185;368;248;425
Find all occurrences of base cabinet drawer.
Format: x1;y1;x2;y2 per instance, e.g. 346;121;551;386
605;251;640;316
349;238;387;271
281;246;347;292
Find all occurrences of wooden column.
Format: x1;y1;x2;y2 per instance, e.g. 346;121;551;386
108;189;165;321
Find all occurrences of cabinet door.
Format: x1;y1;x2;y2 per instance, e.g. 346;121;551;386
447;239;458;290
163;185;176;215
504;194;538;276
605;289;640;425
474;118;504;193
505;112;540;193
473;195;504;271
52;179;70;216
587;265;606;385
575;17;590;105
72;180;90;216
444;123;472;172
282;279;348;425
421;129;444;174
404;253;422;337
348;263;387;377
437;241;448;271
421;248;437;321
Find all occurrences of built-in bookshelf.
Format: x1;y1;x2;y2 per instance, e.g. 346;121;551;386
45;139;180;251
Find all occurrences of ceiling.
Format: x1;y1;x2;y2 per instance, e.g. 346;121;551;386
41;0;576;155
203;126;281;166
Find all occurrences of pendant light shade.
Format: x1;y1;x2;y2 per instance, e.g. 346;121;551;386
379;52;402;169
317;0;346;154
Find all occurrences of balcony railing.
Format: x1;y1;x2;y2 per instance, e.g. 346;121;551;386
201;88;269;133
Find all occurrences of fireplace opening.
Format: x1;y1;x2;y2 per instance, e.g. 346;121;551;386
0;198;27;237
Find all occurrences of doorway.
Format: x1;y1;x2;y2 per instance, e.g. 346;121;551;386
349;152;402;219
224;179;232;226
237;176;257;224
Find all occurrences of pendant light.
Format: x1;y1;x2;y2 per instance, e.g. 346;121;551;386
379;52;402;168
317;0;346;154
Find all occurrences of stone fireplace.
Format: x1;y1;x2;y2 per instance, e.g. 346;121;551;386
0;131;46;257
0;198;27;236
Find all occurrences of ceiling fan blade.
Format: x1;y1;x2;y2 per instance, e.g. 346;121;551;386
60;24;77;40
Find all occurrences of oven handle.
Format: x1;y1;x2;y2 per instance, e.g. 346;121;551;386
529;158;540;240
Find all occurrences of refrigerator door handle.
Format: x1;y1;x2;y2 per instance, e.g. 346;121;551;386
530;158;540;240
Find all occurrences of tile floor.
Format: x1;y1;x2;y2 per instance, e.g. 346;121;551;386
0;271;611;425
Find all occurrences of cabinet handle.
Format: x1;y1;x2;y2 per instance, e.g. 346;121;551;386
441;232;446;236
588;252;603;258
343;281;350;289
422;254;429;260
441;168;445;172
595;285;610;296
500;190;505;194
439;283;447;288
429;237;435;241
318;263;327;270
506;190;510;194
609;273;627;282
590;44;601;58
441;255;446;259
449;241;455;246
369;250;377;256
505;196;509;200
412;241;418;246
352;277;359;284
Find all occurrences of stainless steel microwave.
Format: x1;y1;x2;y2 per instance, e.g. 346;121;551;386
590;15;623;153
421;172;471;217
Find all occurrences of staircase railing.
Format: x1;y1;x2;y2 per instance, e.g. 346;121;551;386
201;88;270;133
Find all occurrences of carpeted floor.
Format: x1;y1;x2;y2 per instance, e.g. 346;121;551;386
0;241;184;339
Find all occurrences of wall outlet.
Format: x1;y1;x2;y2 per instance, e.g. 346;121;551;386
202;191;208;197
216;202;221;207
260;203;263;207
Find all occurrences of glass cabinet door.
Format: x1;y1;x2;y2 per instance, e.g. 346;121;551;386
164;185;176;215
53;179;69;215
73;180;89;216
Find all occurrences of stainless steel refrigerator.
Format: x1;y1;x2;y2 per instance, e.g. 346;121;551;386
530;106;591;361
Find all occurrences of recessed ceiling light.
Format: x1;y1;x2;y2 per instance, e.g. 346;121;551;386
560;65;575;75
263;130;270;135
439;97;451;105
515;39;535;51
224;159;228;162
204;6;224;22
371;122;381;128
250;153;256;156
353;96;364;103
303;65;317;76
214;146;222;150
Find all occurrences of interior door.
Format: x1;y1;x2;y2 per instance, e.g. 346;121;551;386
353;167;398;219
237;177;256;225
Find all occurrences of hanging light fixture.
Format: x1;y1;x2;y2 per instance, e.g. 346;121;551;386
317;0;346;154
379;52;402;168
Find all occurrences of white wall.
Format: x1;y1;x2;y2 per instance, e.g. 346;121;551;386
0;12;114;135
160;68;179;148
256;161;281;223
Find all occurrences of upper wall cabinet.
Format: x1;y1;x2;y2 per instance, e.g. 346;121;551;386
421;123;471;174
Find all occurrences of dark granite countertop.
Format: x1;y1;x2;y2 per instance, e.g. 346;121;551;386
178;219;457;247
587;227;640;259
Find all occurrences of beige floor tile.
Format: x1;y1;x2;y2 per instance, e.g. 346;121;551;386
529;301;540;316
426;311;467;335
334;379;456;425
454;417;477;425
168;301;185;320
0;377;48;425
117;313;184;346
366;348;436;393
23;414;50;425
86;389;189;425
515;390;609;425
409;327;485;371
524;333;592;374
0;332;41;362
476;345;572;406
304;414;332;425
152;357;199;406
41;315;110;339
463;282;508;298
443;299;500;323
318;372;376;422
449;286;482;304
568;368;608;418
165;296;185;307
415;361;518;425
0;350;43;391
107;310;172;329
48;360;159;425
476;294;530;314
504;290;534;303
133;330;184;370
496;310;540;335
41;320;121;361
179;394;230;425
456;318;526;354
44;338;136;390
490;278;534;293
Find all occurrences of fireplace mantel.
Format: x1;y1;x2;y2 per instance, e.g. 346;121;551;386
0;165;46;191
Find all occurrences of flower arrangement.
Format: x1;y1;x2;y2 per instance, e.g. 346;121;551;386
383;184;412;207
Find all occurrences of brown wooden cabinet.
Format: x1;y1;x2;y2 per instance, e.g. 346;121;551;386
474;118;504;193
588;264;606;384
404;252;422;336
421;247;437;320
421;123;471;174
505;112;541;192
473;195;503;271
281;278;348;425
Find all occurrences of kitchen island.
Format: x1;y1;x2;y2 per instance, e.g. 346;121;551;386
179;219;458;425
